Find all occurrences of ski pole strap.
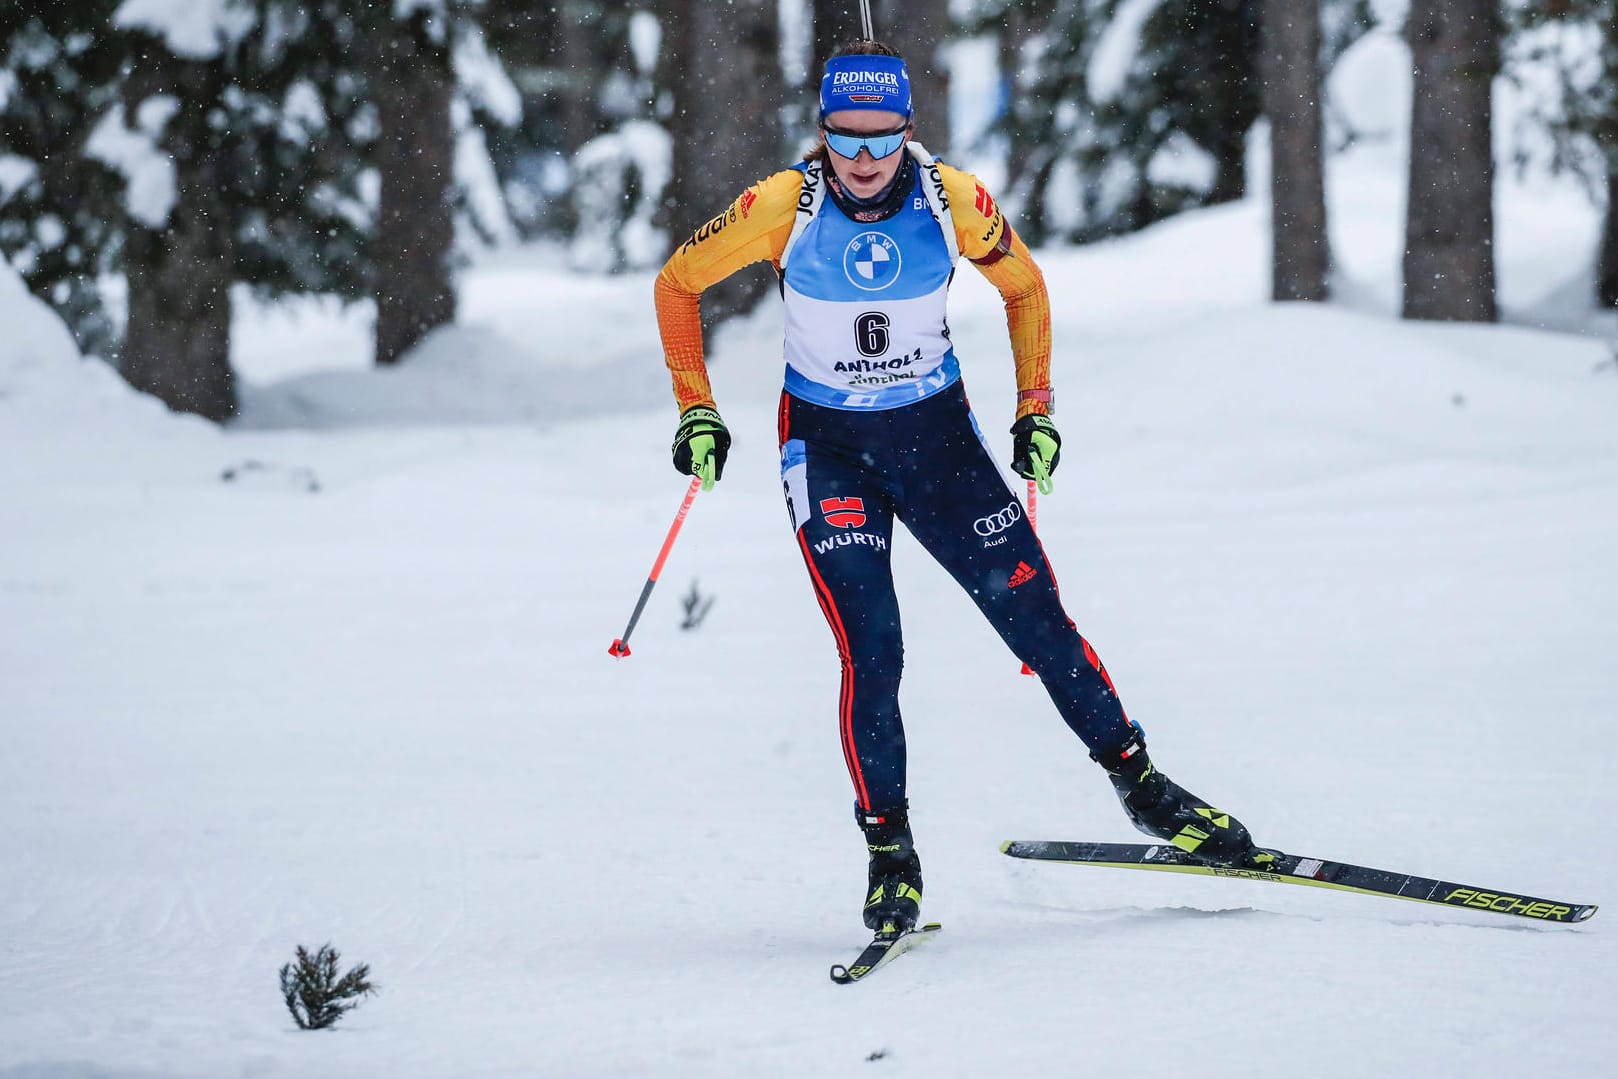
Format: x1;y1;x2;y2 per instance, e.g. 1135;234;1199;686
1031;454;1052;496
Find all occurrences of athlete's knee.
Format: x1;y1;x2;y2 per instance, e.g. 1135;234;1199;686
844;634;905;687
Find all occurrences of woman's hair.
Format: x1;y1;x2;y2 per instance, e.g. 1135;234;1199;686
835;38;902;60
803;39;909;165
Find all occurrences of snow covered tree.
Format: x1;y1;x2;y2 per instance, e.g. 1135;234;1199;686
526;3;669;273
1151;0;1266;205
1506;0;1618;308
955;0;1087;242
7;2;517;414
0;4;127;358
663;0;784;328
5;1;378;417
1052;0;1263;237
988;0;1366;245
987;0;1184;242
110;0;375;418
1263;0;1328;301
483;1;656;240
992;0;1060;186
1403;0;1500;321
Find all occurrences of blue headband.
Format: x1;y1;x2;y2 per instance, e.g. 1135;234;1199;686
819;54;912;119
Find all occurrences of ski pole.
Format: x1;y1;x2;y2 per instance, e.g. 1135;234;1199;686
609;475;702;659
1021;479;1038;676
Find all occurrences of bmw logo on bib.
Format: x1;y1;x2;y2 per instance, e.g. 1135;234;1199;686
843;232;902;291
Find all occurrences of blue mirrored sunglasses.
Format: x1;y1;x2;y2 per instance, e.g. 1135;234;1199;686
822;124;910;161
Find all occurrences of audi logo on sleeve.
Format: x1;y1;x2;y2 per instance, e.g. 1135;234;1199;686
973;500;1022;536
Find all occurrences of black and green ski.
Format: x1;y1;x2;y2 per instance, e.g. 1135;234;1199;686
1001;841;1597;924
829;922;942;984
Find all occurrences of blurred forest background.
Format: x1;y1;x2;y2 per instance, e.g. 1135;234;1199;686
2;0;1614;422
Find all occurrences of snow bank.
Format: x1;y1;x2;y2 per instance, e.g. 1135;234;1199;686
236;258;685;429
0;263;131;420
0;263;214;483
237;323;615;428
0;263;81;378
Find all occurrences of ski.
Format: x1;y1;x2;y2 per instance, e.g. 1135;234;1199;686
1001;841;1597;924
829;922;942;984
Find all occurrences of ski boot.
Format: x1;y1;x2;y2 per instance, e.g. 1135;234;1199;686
1092;735;1276;870
857;804;923;932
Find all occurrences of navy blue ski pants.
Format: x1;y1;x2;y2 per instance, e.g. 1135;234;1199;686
777;382;1137;813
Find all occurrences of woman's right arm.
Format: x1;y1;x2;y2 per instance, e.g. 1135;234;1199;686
655;170;801;412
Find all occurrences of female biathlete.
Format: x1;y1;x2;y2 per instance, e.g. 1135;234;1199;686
654;40;1271;934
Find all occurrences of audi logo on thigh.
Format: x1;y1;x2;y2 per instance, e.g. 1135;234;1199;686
973;500;1023;536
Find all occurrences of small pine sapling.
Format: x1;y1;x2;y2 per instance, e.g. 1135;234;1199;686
278;943;377;1030
680;578;715;631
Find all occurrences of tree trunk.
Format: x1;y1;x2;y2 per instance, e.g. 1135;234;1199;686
120;66;235;422
1599;170;1618;308
1600;10;1618;310
1000;3;1033;186
370;11;457;366
812;0;856;70
875;0;950;152
656;0;692;238
556;0;598;156
1262;0;1328;301
1208;130;1249;205
1402;0;1498;322
671;0;783;329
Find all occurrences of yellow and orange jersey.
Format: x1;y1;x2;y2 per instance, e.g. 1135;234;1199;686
654;158;1052;419
654;169;801;414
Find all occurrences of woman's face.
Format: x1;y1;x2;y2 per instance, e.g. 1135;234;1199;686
821;109;912;199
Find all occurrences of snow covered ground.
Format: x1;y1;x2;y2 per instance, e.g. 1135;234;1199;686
5;43;1618;1079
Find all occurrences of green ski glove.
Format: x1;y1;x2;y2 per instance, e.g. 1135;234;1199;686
671;405;731;490
1009;413;1061;494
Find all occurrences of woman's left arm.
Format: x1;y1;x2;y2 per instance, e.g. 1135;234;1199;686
939;165;1053;420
